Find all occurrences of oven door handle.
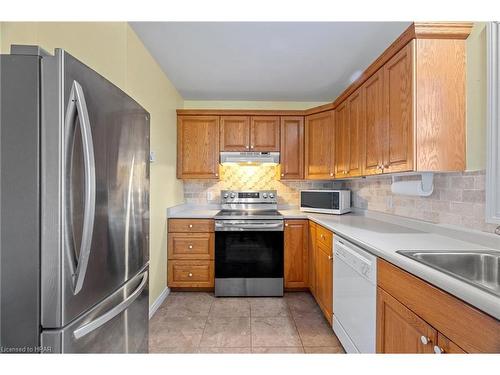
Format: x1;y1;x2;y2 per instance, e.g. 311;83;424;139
215;222;283;231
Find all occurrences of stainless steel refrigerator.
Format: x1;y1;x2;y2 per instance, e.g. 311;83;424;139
0;45;150;353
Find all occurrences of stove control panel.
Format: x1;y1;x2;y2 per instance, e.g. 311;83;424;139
221;190;278;204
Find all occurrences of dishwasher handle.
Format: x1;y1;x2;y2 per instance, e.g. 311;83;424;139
335;238;377;283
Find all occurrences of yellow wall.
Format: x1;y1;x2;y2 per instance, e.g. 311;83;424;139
466;22;487;171
183;100;328;110
0;22;184;306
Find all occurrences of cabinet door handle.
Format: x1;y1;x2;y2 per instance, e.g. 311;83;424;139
420;336;431;345
188;272;193;277
433;345;444;354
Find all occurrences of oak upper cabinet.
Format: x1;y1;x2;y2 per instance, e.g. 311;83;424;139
177;116;220;179
383;42;414;173
305;111;335;179
220;116;250;151
280;116;304;180
362;68;385;176
250;116;280;151
334;101;349;177
284;219;309;289
346;87;364;177
377;287;437;353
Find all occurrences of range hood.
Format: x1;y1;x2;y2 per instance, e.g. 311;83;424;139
220;151;280;165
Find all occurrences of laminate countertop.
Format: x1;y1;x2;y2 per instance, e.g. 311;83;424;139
167;204;500;319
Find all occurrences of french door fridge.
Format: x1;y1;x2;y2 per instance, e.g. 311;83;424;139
0;45;150;353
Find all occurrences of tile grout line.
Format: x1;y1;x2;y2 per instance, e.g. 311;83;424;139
198;293;215;351
285;294;306;353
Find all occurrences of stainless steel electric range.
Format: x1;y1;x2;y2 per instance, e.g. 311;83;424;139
214;190;284;297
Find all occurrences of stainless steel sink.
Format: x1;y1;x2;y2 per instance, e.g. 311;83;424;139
397;250;500;297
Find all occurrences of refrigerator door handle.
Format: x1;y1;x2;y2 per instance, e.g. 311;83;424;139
65;80;96;295
72;271;148;340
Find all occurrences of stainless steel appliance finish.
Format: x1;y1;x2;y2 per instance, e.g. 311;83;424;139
397;250;500;297
0;45;150;353
214;190;284;297
220;151;279;165
300;189;351;215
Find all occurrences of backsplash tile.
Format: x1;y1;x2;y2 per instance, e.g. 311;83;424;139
183;164;338;206
181;166;497;234
342;170;497;234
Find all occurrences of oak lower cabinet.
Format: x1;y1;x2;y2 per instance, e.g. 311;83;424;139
377;258;500;353
304;111;335;179
308;221;334;324
280;116;304;180
167;219;215;288
284;220;309;289
177;116;220;179
377;287;437;353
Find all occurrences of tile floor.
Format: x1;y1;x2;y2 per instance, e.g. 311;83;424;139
149;291;345;354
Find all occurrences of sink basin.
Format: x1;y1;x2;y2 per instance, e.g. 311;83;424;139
397;250;500;297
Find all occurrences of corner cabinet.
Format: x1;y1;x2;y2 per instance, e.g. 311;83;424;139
304;111;335;179
284;219;309;289
177;116;220;179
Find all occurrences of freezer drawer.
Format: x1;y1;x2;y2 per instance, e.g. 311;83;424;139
41;267;149;353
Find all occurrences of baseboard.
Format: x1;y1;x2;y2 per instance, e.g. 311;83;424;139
149;287;170;319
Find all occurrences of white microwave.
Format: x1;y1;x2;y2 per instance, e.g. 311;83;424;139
300;190;351;215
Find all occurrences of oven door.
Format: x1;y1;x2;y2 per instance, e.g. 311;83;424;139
214;220;284;296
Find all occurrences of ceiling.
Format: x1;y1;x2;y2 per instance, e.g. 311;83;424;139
130;22;411;101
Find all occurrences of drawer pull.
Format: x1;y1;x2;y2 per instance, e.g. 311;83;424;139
188;224;193;228
188;272;193;277
188;245;193;249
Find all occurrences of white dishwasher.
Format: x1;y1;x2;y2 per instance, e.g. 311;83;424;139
333;236;377;353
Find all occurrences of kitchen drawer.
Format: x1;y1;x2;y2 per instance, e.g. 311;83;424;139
168;233;214;260
168;218;214;233
168;260;214;288
316;224;333;251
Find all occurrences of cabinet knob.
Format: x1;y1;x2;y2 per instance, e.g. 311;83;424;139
285;223;289;227
188;245;193;249
420;336;431;345
433;345;444;354
328;255;333;260
215;173;219;177
250;145;254;149
281;173;284;177
188;224;193;228
246;145;250;149
330;173;334;177
188;272;193;277
321;234;325;239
